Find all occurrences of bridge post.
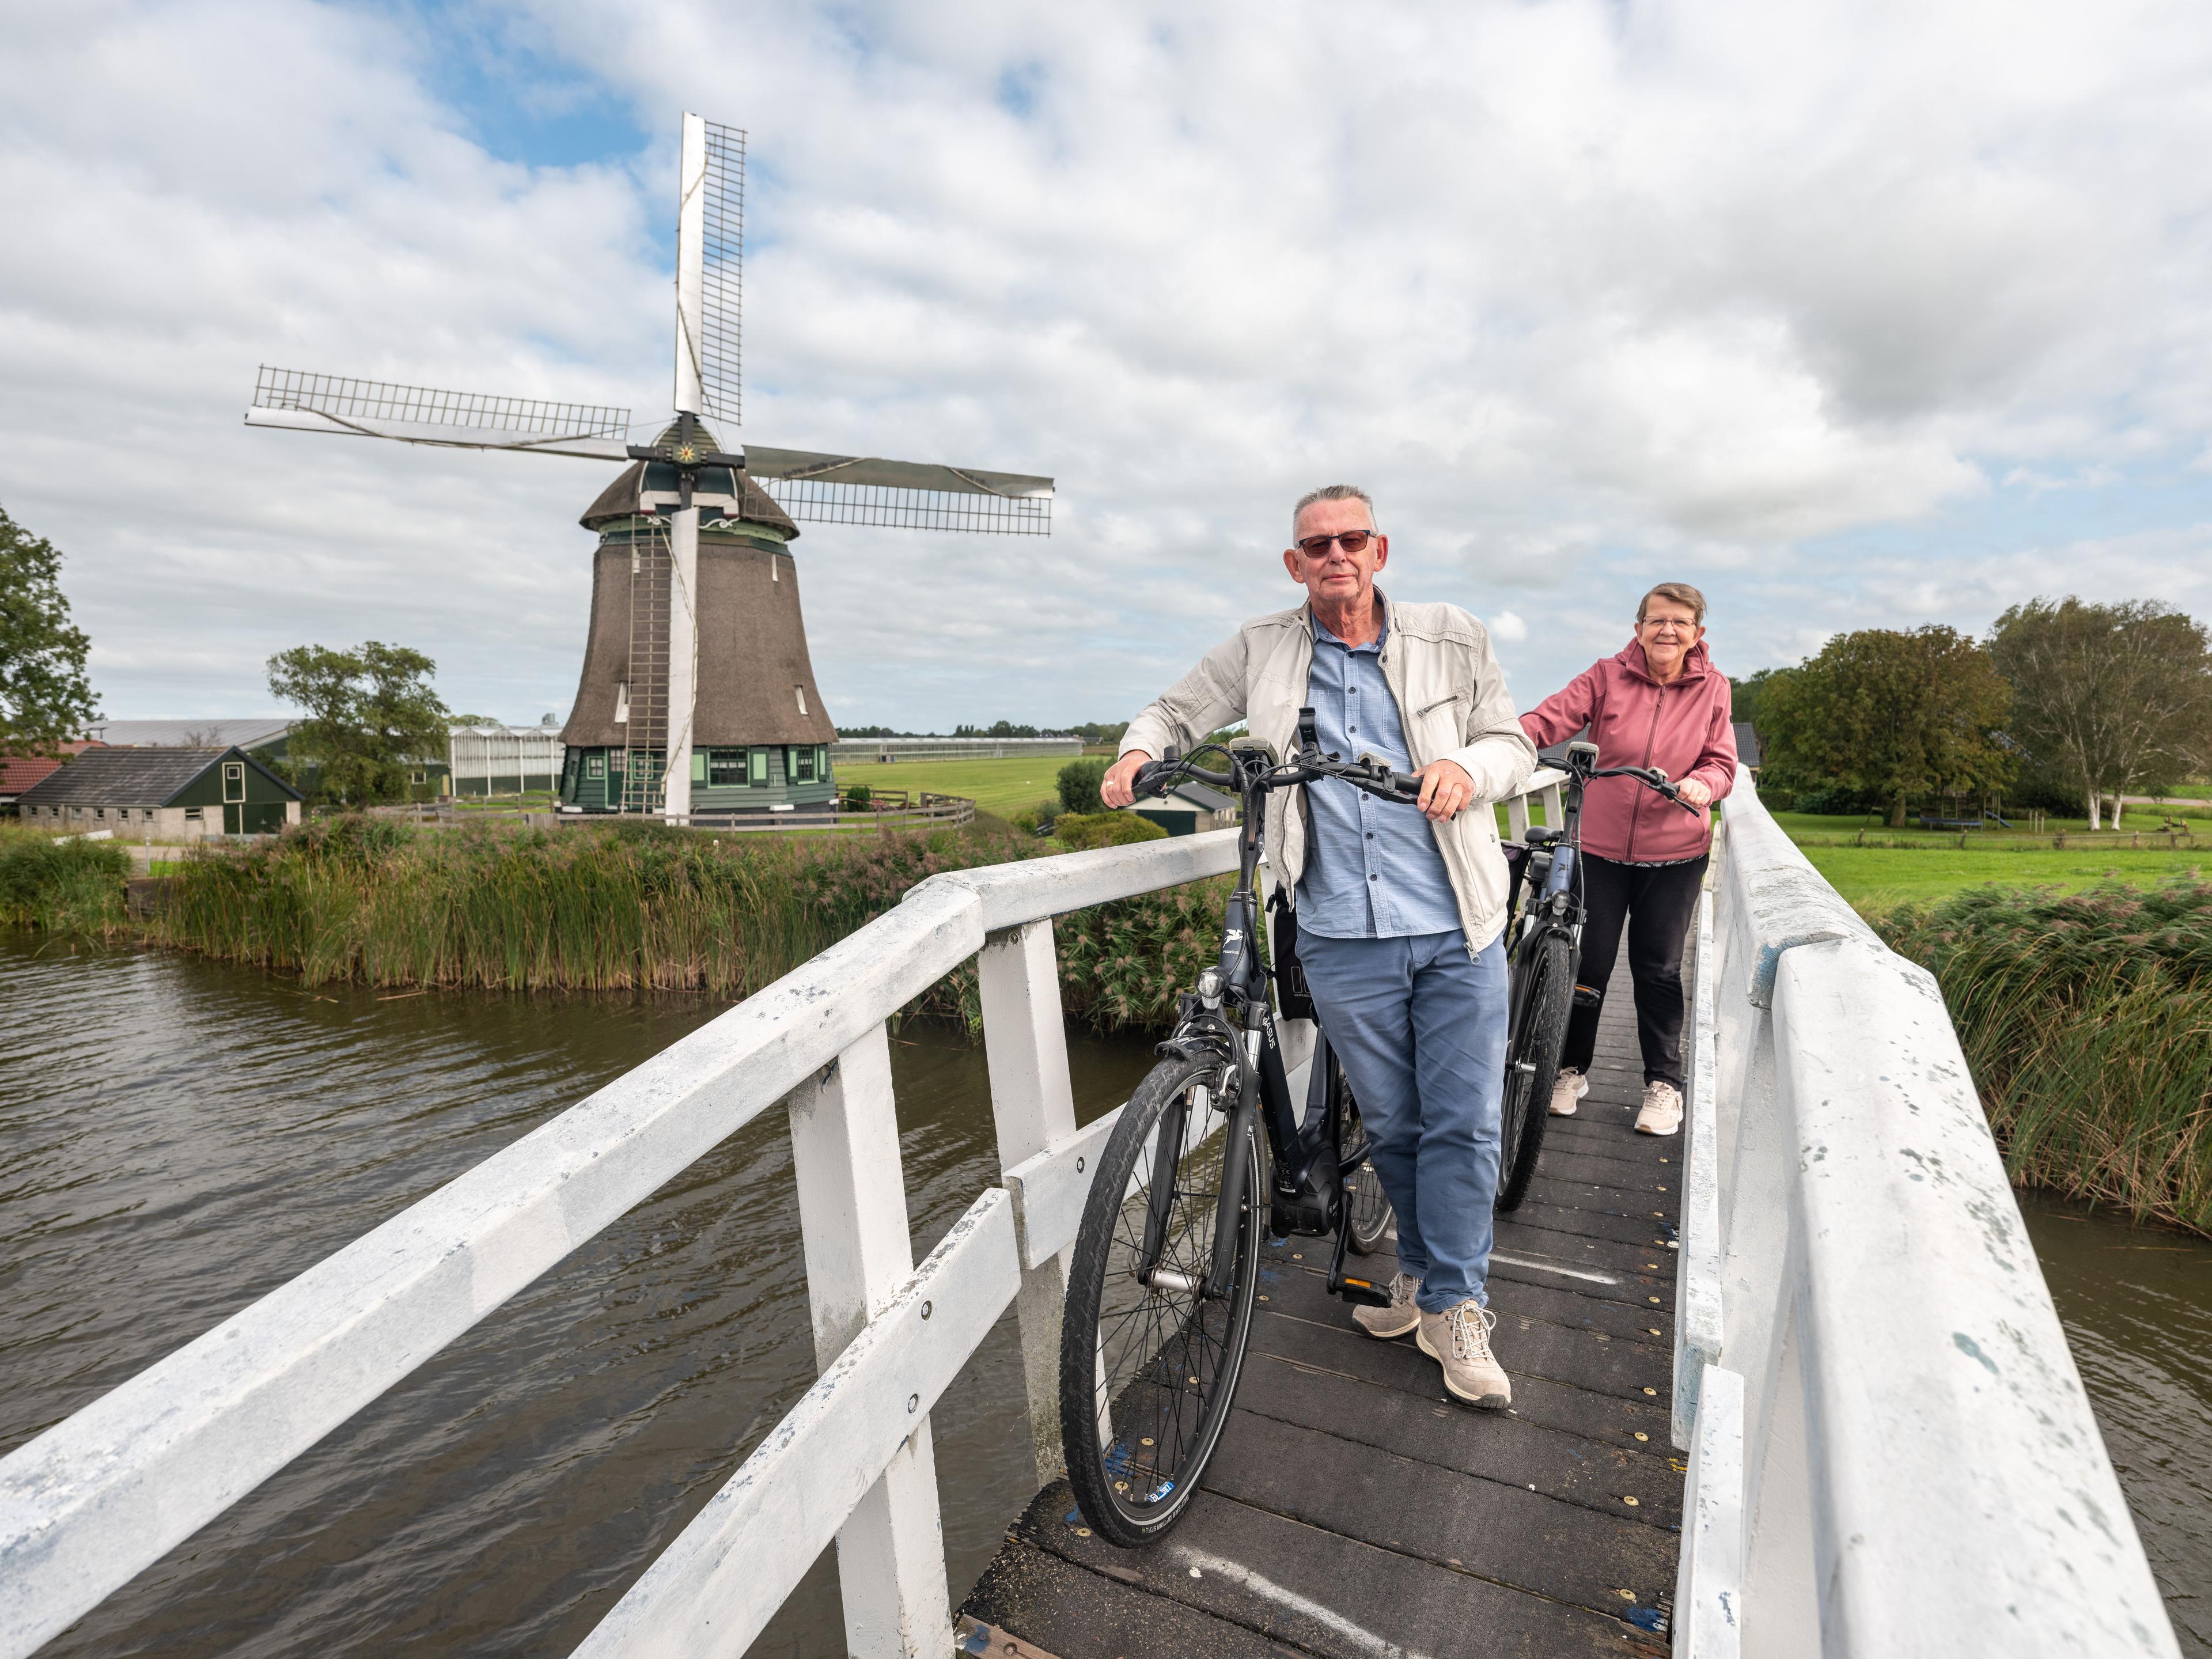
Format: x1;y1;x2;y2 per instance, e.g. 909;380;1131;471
978;918;1081;1487
787;1025;952;1659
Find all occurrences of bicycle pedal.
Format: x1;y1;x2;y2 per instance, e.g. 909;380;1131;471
1324;1219;1393;1307
1330;1264;1396;1308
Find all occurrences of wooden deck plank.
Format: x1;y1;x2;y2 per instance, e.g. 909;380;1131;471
962;941;1688;1653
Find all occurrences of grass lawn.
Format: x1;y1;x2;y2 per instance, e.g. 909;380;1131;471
837;755;1074;818
1771;808;2212;843
1802;844;2211;912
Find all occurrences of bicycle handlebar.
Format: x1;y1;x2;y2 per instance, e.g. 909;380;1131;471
1584;762;1706;815
1131;744;1425;809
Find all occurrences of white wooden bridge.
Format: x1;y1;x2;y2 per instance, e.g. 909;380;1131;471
0;775;2179;1657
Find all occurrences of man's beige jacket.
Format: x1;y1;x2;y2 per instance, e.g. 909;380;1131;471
1119;592;1537;952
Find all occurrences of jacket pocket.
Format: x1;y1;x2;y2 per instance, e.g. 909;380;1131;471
1417;692;1468;717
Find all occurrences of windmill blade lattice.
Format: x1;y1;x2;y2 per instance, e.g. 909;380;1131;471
699;122;744;430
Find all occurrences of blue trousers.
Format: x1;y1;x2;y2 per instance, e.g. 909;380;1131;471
1295;929;1509;1312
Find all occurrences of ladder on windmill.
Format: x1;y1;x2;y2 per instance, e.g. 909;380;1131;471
622;527;672;815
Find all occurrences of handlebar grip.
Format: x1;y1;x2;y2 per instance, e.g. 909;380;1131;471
1130;761;1171;800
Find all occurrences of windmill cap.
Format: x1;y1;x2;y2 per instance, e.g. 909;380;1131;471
579;418;800;539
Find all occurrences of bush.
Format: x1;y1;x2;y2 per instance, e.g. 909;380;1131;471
1057;757;1107;815
1051;810;1169;851
1790;783;1876;817
1010;797;1060;837
843;783;873;809
1755;785;1796;812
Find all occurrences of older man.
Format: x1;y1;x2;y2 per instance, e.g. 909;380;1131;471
1104;484;1535;1407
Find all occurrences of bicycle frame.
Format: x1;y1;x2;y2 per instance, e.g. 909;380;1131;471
1128;719;1419;1310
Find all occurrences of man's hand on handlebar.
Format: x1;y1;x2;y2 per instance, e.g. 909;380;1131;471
1412;759;1476;822
1101;749;1152;809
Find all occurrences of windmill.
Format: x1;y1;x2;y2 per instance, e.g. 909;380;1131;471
245;112;1053;820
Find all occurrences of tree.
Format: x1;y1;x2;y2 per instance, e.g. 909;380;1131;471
1987;598;2212;830
1058;757;1107;814
0;504;97;755
268;641;450;806
1759;626;2013;827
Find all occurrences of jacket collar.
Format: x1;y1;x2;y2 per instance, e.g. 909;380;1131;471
1301;587;1392;645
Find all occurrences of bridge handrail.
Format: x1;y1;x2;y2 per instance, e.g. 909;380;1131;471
1671;775;2175;1657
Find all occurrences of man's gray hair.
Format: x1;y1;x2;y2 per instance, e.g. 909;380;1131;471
1291;483;1376;537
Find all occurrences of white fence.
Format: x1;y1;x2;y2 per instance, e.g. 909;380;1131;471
0;765;2179;1657
1670;777;2177;1657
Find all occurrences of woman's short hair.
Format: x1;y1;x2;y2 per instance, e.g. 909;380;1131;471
1637;582;1707;625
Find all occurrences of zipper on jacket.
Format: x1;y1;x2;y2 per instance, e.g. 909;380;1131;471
1626;683;1664;863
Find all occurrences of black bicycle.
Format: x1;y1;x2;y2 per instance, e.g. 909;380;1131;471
1057;709;1419;1545
1491;738;1703;1209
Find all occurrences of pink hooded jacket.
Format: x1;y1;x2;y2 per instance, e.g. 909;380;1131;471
1520;641;1738;863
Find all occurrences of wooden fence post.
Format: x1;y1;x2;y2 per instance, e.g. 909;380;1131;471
977;918;1081;1487
787;1025;952;1659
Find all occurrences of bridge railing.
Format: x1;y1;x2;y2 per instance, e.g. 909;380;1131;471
1671;775;2177;1657
0;766;1559;1658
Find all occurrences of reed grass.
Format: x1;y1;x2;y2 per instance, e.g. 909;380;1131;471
0;823;130;933
1877;880;2212;1236
0;815;1234;1035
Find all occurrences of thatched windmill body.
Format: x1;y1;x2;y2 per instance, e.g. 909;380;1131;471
247;113;1052;818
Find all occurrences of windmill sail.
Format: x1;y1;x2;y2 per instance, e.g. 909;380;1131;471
699;120;744;430
246;368;631;460
748;447;1054;533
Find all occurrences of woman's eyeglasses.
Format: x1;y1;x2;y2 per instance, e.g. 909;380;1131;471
1296;531;1377;557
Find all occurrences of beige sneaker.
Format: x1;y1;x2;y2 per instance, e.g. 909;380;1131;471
1418;1300;1510;1408
1549;1067;1588;1116
1637;1080;1684;1136
1353;1271;1422;1340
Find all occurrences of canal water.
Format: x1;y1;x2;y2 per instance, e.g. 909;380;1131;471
4;933;2207;1654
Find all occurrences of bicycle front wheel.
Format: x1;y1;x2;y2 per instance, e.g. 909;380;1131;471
1060;1051;1262;1547
1497;930;1572;1211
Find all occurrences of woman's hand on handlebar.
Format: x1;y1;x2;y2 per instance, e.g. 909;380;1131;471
1101;750;1152;809
1676;777;1713;809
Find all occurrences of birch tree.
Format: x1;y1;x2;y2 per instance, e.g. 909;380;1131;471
1987;599;2212;830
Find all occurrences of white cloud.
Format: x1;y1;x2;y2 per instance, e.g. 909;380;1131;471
4;0;2212;727
1486;610;1529;645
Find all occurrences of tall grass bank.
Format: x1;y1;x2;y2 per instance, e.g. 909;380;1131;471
1878;881;2212;1236
1;817;1232;1035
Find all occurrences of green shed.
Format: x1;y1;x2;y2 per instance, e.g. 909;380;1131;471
14;745;304;838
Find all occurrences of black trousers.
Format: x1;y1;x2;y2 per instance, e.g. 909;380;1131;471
1560;853;1708;1089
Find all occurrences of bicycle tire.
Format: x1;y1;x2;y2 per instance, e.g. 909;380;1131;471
1060;1051;1263;1546
1336;1065;1394;1255
1497;930;1571;1211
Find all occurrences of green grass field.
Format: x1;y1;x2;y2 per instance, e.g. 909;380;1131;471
1803;845;2210;911
838;755;1073;818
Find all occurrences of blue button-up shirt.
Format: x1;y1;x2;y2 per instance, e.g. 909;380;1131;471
1295;618;1463;939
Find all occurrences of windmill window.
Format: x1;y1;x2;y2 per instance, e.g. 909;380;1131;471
794;685;806;716
789;747;817;783
708;750;747;787
747;748;770;787
586;753;605;779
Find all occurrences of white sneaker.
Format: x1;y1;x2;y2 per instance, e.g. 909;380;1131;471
1353;1271;1422;1340
1418;1300;1511;1409
1637;1080;1684;1136
1548;1067;1588;1116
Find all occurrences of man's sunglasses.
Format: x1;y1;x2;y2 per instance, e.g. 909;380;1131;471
1296;530;1379;557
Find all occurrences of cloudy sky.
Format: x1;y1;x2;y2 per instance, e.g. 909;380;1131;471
5;1;2211;730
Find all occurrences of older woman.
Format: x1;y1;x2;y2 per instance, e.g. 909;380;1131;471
1518;582;1737;1135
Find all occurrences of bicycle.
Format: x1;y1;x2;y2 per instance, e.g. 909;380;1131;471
1491;738;1704;1210
1056;709;1422;1545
